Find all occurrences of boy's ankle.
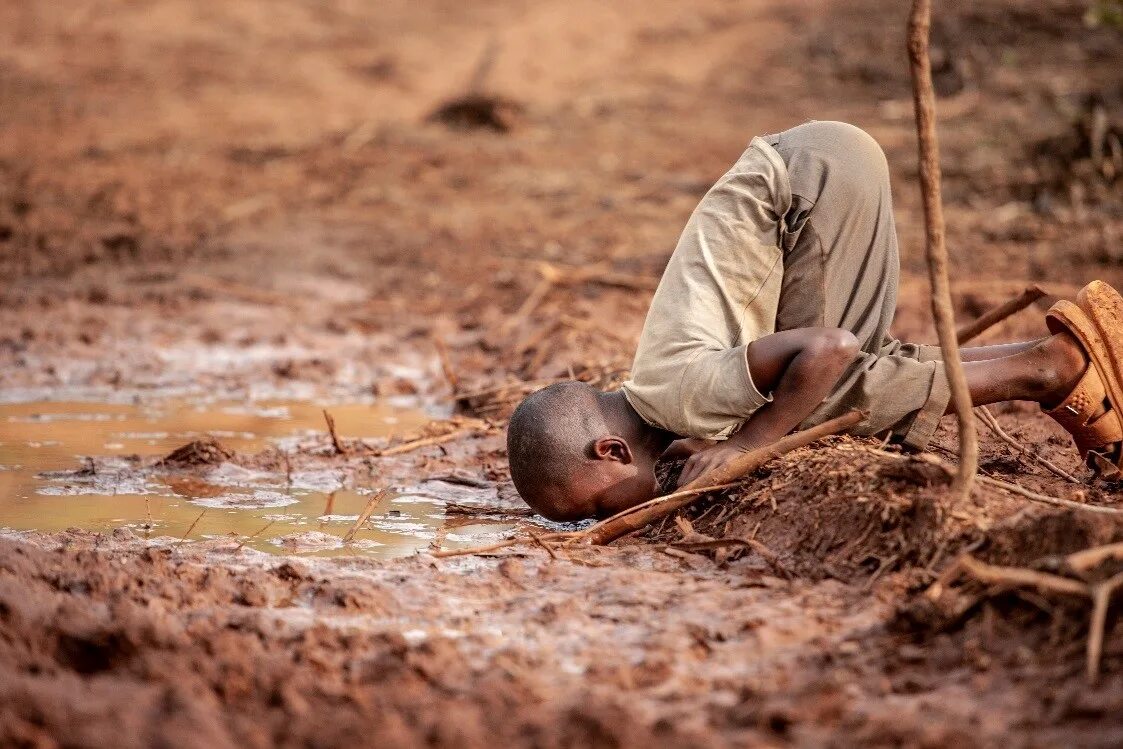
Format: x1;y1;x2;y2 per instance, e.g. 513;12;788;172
1037;332;1088;406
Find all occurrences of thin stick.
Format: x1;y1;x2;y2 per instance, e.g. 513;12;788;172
283;451;293;488
432;335;460;395
234;519;276;552
976;406;1081;483
1087;571;1123;682
499;275;555;337
322;409;347;455
668;537;789;577
582;411;863;546
430;531;577;558
957;285;1048;345
850;443;1119;515
1067;542;1123;573
959;555;1091;598
978;475;1123;516
908;0;977;498
174;509;207;550
375;427;475;457
319;491;338;528
526;529;558;560
342;488;389;544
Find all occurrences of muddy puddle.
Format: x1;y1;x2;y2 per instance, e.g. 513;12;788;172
0;400;522;557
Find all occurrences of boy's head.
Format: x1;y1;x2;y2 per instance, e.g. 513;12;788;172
506;382;662;521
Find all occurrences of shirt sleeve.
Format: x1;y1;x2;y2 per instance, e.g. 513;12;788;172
676;344;773;439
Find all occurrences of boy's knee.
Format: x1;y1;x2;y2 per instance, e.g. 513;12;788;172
807;329;861;371
814;121;889;180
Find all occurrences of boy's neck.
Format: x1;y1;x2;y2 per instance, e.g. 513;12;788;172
598;390;676;458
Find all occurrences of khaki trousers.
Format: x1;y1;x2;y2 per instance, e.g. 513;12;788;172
764;121;950;447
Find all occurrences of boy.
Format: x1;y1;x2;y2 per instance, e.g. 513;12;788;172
507;121;1123;521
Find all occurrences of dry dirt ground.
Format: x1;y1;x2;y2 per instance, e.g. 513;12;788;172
2;0;1123;746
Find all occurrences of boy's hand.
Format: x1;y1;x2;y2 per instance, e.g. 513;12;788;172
661;437;715;461
676;442;748;487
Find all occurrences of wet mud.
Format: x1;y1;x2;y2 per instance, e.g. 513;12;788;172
3;0;1123;745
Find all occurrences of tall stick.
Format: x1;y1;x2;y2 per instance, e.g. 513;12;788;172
907;0;977;498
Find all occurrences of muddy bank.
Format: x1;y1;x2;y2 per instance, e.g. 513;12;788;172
3;0;1123;745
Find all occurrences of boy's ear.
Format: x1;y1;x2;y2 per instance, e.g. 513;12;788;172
592;436;633;464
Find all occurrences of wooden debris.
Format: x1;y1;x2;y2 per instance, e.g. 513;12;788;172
342;488;390;544
444;502;535;517
580;411;864;546
375;427;476;457
430;531;577;558
975;406;1081;484
907;0;977;499
234;519;276;552
959;554;1091;598
432;335;460;395
1067;542;1123;573
174;509;207;550
1087;571;1123;683
957;285;1048;345
322;409;347;455
978;475;1123;516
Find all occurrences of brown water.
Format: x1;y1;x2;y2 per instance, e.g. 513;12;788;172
0;400;518;556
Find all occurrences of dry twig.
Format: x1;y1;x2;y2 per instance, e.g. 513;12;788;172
957;285;1048;345
1067;542;1123;573
430;531;577;558
668;537;789;577
978;475;1123;516
174;509;207;550
580;411;863;545
959;554;1091;598
375;427;477;457
526;529;559;560
343;488;390;544
432;335;460;395
908;0;977;498
234;520;276;552
322;409;347;455
1087;571;1123;682
976;406;1081;484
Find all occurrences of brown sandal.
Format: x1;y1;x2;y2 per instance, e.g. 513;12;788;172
1046;282;1123;475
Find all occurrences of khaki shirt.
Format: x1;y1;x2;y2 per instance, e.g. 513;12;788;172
620;137;792;439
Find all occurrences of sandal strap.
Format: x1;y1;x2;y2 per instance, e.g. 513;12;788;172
1044;364;1123;455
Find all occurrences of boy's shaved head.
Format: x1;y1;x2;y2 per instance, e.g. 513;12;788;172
506;381;606;520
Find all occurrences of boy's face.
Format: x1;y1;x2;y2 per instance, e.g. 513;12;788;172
568;439;661;519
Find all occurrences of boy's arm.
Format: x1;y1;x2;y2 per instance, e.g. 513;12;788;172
676;328;860;487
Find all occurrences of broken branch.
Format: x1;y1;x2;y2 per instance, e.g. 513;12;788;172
1087;570;1123;683
342;488;390;544
580;410;863;546
1067;542;1123;573
430;531;578;558
322;409;347;455
975;406;1081;484
957;285;1048;345
432;335;460;395
959;554;1091;598
375;427;477;457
